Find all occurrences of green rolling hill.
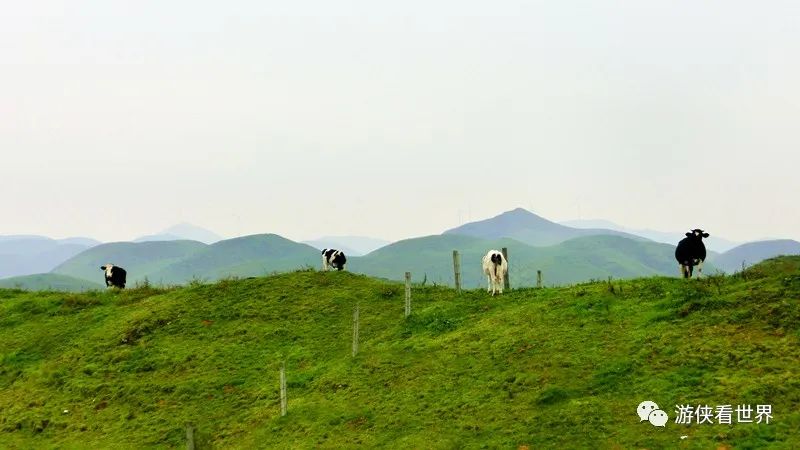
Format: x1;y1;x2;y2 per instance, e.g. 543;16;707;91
152;234;322;284
0;274;103;292
0;257;797;448
51;240;208;286
347;233;504;286
42;208;742;288
51;235;322;286
351;234;693;287
50;233;697;288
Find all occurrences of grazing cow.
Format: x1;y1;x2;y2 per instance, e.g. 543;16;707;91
100;264;127;288
482;250;508;295
675;229;709;278
321;249;347;271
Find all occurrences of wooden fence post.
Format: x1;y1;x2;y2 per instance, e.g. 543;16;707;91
501;247;510;290
280;363;287;417
186;423;195;450
537;270;542;288
404;272;411;317
352;303;360;357
452;250;462;293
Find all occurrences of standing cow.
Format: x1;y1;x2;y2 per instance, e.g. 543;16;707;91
675;229;709;278
482;250;508;295
321;249;347;271
100;264;127;288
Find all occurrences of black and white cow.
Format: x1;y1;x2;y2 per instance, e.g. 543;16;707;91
321;249;347;271
482;249;508;295
675;229;709;278
100;264;127;288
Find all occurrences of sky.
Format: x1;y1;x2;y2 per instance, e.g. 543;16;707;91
2;1;799;243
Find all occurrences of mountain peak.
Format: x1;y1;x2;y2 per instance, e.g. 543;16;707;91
501;207;536;218
492;208;559;226
443;207;568;245
135;223;223;244
444;207;645;246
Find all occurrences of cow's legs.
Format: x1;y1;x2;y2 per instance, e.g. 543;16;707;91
487;275;492;293
322;256;328;271
696;260;704;277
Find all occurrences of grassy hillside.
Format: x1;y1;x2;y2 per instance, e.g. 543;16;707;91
52;235;321;286
351;234;696;287
1;257;798;448
0;274;103;292
152;234;321;284
51;240;209;285
444;208;646;246
348;233;508;286
712;239;800;273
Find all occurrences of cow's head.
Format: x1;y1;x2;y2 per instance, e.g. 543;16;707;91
490;253;503;264
100;265;114;277
685;229;709;239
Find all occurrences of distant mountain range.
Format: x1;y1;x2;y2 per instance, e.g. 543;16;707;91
444;208;647;246
560;219;740;253
0;224;222;280
3;208;798;290
0;236;100;279
51;234;322;286
48;232;685;289
712;239;800;273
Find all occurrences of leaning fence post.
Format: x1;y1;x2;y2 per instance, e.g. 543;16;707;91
452;250;462;293
186;423;195;450
352;303;360;357
537;270;542;288
280;363;287;417
501;247;510;290
404;272;411;317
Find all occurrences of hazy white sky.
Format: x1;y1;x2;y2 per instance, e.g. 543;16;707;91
2;1;798;243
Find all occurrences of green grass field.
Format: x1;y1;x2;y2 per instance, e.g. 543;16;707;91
1;257;798;449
